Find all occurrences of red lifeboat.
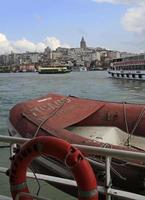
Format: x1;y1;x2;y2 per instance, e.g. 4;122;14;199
8;93;145;196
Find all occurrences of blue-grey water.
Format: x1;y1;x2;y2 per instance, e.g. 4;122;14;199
0;71;145;199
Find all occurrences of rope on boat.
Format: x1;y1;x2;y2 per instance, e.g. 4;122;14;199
22;96;70;138
92;142;127;181
123;103;145;146
110;164;126;180
21;97;70;197
29;165;41;196
33;96;69;138
130;106;145;135
123;102;129;134
87;157;126;181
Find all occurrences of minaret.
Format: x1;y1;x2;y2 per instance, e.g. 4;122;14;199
80;36;87;49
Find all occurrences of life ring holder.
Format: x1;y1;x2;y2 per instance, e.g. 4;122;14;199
9;136;98;200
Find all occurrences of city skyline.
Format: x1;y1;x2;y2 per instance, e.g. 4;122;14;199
0;0;145;54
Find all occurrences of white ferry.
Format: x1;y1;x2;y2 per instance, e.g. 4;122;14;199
108;54;145;80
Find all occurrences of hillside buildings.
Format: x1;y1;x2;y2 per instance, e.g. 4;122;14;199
0;37;135;72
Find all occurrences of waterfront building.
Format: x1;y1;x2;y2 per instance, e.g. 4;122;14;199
44;47;52;59
0;37;134;71
52;51;63;60
107;51;121;59
91;51;101;61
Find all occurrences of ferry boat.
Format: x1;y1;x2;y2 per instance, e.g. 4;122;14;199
107;54;145;80
38;66;71;74
8;93;145;197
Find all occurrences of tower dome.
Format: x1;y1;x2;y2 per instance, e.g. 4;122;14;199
80;37;87;48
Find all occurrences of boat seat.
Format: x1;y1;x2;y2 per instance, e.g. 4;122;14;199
69;126;145;150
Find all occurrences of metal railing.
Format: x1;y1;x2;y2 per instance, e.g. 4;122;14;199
0;135;145;200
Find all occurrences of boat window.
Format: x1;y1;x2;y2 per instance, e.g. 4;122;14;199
138;55;144;60
140;65;144;70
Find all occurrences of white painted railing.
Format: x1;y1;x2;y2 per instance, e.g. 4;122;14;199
0;135;145;200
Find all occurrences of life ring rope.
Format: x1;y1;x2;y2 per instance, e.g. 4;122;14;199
9;136;98;200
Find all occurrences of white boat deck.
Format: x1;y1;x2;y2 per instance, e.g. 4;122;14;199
69;126;145;150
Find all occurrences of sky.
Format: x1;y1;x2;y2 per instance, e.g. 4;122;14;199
0;0;145;54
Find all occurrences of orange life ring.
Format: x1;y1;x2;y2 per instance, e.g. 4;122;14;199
9;136;98;200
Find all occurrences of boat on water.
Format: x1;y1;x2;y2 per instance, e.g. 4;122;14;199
108;54;145;80
79;66;87;71
38;66;71;74
8;93;145;197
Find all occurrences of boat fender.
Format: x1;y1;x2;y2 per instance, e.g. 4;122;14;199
9;136;98;200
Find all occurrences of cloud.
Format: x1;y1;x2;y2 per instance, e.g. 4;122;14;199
92;0;140;4
0;33;70;54
13;38;37;52
0;33;14;54
45;36;70;50
93;0;145;35
121;2;145;34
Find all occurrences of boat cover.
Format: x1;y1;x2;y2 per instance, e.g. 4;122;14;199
20;94;105;129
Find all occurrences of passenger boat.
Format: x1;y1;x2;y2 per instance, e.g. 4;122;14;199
108;54;145;80
8;93;145;197
38;66;71;74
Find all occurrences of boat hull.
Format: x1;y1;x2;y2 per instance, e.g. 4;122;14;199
108;70;145;80
8;93;145;196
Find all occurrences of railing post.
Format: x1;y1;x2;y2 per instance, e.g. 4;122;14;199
105;156;112;200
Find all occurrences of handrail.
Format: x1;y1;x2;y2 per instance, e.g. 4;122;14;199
1;134;145;200
74;144;145;162
1;135;145;162
0;166;145;200
0;135;29;144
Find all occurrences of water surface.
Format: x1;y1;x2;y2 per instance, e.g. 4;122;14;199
0;71;145;199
